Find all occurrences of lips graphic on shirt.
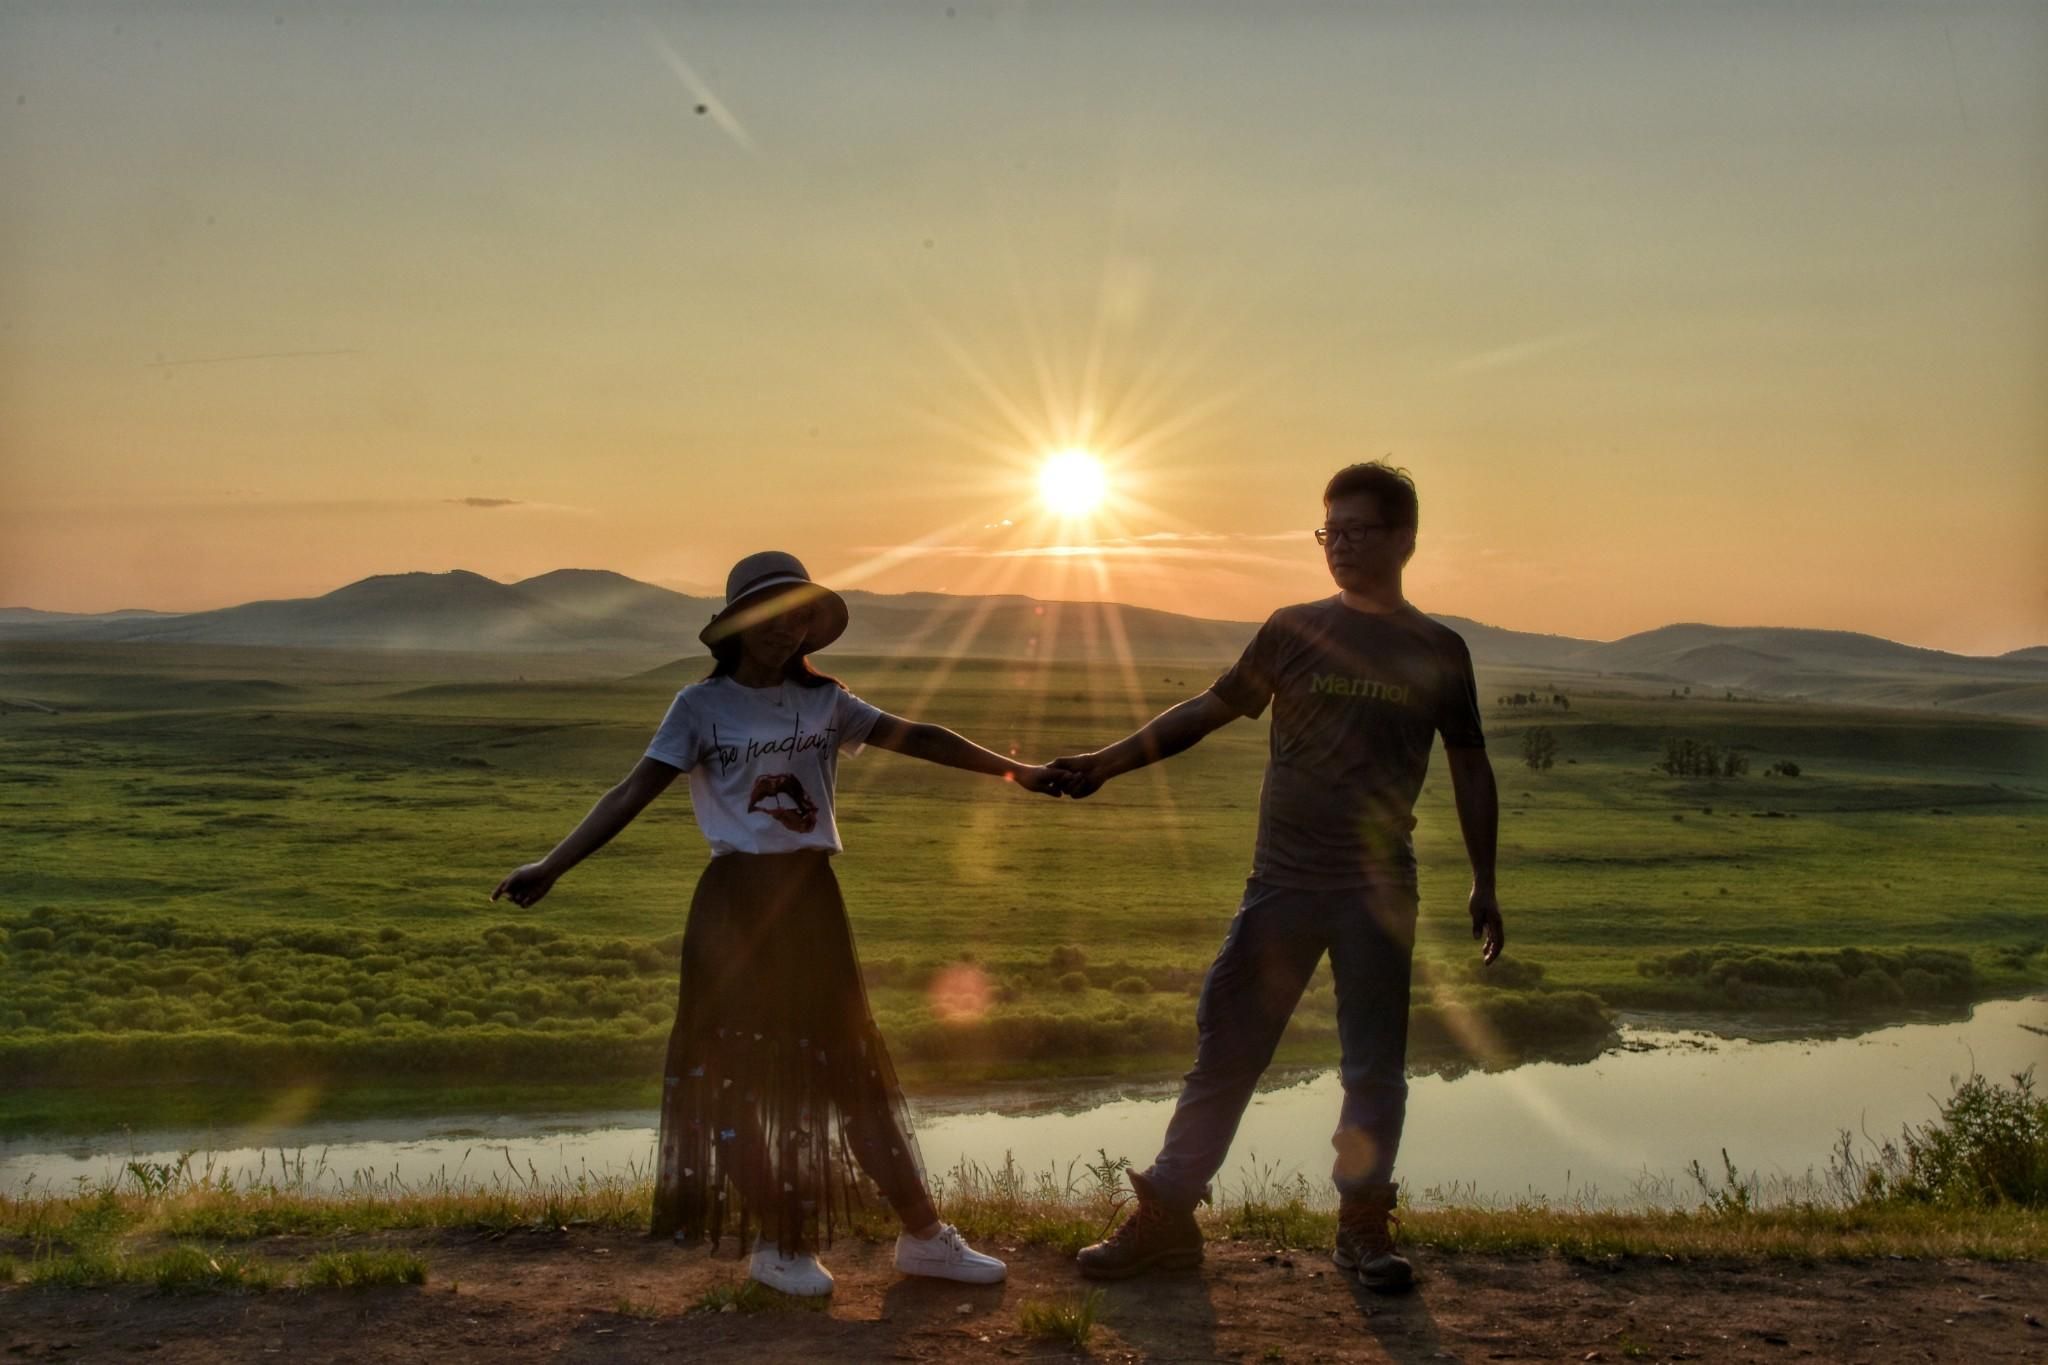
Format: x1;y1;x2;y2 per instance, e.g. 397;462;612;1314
746;772;819;833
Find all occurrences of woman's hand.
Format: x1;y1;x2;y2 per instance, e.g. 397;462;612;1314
1009;765;1068;798
1047;750;1118;798
491;862;559;908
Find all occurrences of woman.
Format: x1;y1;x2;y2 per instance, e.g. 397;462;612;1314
492;551;1062;1296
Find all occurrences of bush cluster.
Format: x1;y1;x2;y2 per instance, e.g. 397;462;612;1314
1660;738;1748;778
1635;946;1975;1011
0;908;678;1059
1;910;1618;1086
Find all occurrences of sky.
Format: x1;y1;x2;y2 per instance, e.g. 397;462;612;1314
2;1;2044;654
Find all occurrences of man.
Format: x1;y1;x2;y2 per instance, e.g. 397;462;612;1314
1051;461;1503;1292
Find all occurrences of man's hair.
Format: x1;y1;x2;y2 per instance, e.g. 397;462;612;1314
1323;460;1418;529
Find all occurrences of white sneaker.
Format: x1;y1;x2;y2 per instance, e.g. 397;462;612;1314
893;1223;1007;1284
748;1242;835;1297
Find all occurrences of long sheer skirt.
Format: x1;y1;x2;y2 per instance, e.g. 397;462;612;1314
651;850;935;1254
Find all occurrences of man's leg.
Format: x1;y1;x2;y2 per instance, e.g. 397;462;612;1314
1142;879;1330;1207
1078;880;1327;1279
1325;876;1418;1291
1325;876;1416;1188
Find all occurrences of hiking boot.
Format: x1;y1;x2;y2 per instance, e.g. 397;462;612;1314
1075;1170;1204;1280
1333;1182;1413;1293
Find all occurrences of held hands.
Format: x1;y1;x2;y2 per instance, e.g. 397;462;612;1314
1046;751;1118;799
1469;887;1505;965
491;862;559;908
1008;765;1071;797
1008;757;1114;798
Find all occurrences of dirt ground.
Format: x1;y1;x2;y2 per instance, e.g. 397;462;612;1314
3;1228;2042;1363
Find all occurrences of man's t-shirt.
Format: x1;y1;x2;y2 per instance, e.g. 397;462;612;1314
1211;597;1485;889
642;676;883;856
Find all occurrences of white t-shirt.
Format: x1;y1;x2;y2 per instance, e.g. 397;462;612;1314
643;676;884;856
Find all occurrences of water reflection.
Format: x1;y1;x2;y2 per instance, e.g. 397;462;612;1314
3;997;2040;1210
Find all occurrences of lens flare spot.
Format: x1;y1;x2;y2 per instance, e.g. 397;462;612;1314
928;963;993;1024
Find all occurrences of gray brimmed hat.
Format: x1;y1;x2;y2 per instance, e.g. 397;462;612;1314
698;550;849;653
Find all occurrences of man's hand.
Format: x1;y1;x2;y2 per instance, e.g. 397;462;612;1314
1048;751;1118;799
1469;887;1505;965
492;862;559;909
1008;765;1068;797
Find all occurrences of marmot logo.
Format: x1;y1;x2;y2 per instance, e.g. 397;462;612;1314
747;772;819;833
1309;672;1413;706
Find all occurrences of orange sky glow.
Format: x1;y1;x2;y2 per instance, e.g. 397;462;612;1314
2;4;2043;655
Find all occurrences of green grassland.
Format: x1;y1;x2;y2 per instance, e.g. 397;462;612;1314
2;642;2045;1127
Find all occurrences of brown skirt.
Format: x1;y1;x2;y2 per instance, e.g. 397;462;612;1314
651;850;933;1254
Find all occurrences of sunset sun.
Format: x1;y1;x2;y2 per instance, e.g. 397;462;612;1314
1038;449;1108;519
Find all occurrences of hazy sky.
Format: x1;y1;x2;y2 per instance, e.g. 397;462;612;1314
3;1;2043;653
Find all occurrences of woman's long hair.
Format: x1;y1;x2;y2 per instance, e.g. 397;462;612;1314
704;635;840;688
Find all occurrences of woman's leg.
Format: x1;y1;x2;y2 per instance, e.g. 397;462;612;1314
828;1025;939;1232
655;856;824;1252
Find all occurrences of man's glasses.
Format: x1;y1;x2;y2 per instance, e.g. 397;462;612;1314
1314;523;1390;547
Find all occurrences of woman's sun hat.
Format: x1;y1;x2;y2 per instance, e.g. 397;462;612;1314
699;551;850;653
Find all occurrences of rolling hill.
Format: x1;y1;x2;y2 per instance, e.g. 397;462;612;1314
3;570;2043;719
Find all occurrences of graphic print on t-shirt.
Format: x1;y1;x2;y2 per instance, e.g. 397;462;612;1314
643;679;885;857
710;716;839;777
746;772;819;833
1308;670;1415;707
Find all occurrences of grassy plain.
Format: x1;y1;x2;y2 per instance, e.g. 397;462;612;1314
2;641;2044;1127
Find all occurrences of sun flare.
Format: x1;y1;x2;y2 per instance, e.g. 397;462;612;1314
1038;449;1108;519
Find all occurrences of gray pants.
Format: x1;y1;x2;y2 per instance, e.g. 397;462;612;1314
1141;875;1417;1209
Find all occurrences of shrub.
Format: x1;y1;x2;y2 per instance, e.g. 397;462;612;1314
1839;1069;2048;1208
1110;976;1151;996
1048;945;1087;972
1056;971;1090;994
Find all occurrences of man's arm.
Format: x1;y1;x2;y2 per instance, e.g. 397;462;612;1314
1445;745;1504;964
1050;689;1243;797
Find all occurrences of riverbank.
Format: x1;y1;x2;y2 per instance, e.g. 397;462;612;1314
4;1213;2044;1362
10;1061;2043;1361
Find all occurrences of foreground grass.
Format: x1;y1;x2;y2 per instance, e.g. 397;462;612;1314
1018;1288;1105;1347
4;1171;2041;1271
301;1248;427;1287
17;1241;418;1292
691;1277;828;1314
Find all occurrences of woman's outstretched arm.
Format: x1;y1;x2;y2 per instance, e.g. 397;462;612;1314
491;756;684;907
864;713;1066;796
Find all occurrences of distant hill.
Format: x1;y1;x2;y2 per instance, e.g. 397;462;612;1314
4;570;2044;720
1434;615;1595;669
43;571;604;652
0;607;180;626
1567;623;2031;679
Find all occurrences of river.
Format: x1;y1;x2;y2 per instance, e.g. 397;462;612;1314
5;996;2042;1210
